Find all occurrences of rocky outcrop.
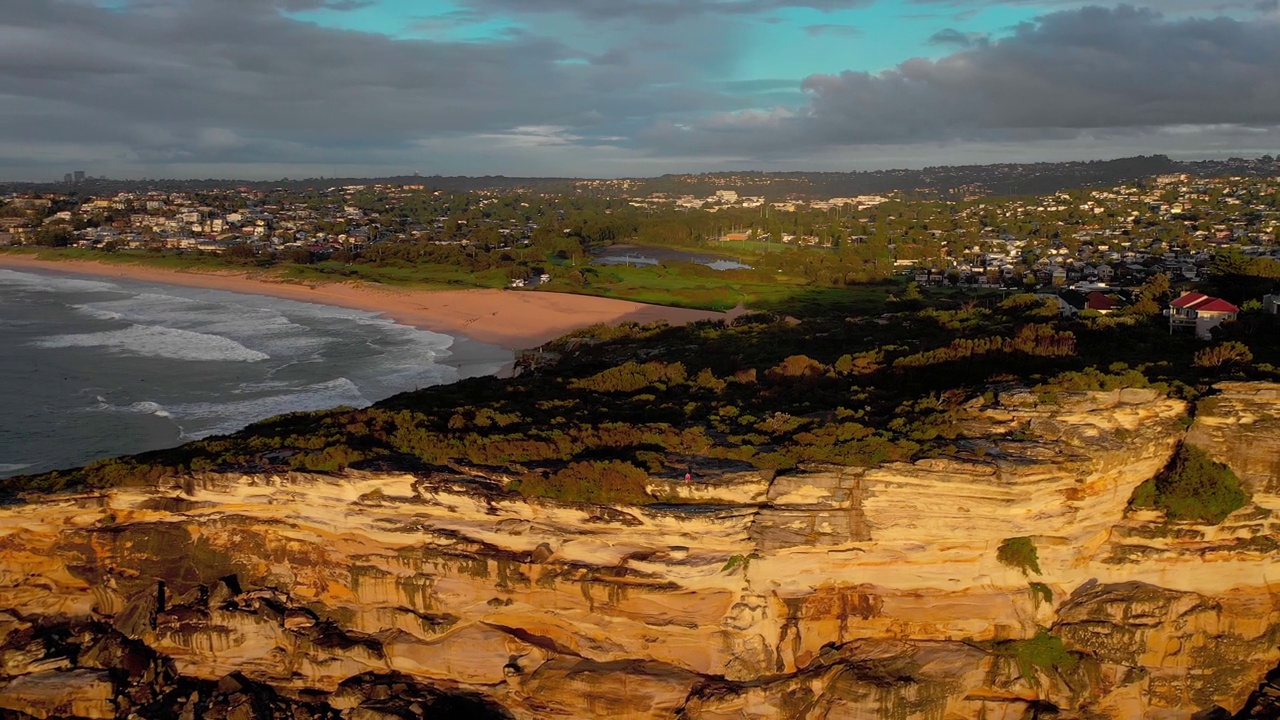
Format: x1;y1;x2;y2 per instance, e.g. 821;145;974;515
0;385;1277;718
1188;382;1280;510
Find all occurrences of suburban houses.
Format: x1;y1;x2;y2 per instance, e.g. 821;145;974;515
1;172;1276;333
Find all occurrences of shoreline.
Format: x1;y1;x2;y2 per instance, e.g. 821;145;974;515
0;254;742;354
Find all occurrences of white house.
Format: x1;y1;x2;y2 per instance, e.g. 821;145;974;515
1168;292;1240;339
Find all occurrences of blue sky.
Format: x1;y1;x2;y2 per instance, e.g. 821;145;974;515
0;0;1278;179
288;1;1051;79
286;1;1262;79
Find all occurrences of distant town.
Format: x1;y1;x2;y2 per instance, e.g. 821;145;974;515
3;166;1279;333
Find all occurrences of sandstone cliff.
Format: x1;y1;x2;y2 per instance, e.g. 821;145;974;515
1;384;1277;719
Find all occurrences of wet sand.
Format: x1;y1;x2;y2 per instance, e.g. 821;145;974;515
0;254;741;351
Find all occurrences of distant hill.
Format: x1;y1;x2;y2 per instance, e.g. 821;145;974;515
4;154;1277;200
0;174;582;197
617;155;1278;200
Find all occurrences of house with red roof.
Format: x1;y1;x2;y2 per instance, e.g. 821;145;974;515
1054;289;1125;316
1085;291;1120;314
1167;292;1240;339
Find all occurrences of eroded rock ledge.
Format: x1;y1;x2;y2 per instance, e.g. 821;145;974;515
1;384;1278;719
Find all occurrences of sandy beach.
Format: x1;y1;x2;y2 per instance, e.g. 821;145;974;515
0;254;740;352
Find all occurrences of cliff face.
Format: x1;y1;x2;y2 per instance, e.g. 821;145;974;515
1188;382;1280;511
1;384;1277;719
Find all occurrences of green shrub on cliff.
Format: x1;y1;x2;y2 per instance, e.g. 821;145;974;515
1130;443;1249;524
513;460;651;505
997;536;1041;576
991;628;1079;686
6;457;172;497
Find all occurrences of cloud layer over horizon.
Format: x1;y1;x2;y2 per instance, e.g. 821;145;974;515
2;0;1279;179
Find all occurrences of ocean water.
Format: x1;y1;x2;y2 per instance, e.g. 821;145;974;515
0;268;511;479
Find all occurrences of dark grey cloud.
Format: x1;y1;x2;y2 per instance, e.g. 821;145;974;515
644;5;1280;158
907;0;1273;12
0;0;768;177
4;0;1279;178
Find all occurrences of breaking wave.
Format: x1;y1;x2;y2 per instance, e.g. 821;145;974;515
0;269;121;294
171;377;371;439
125;401;173;418
73;292;329;358
34;324;271;363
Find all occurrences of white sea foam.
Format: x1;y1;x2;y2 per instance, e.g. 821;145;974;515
84;378;370;440
359;346;456;389
73;305;124;322
34;324;270;363
75;292;330;357
351;314;454;355
173;377;371;439
232;379;296;394
90;399;176;420
125;401;173;418
0;269;122;294
0;463;32;474
352;314;455;345
339;318;459;396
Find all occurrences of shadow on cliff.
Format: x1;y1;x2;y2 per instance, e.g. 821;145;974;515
334;672;517;719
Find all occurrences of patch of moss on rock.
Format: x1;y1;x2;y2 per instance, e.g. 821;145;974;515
1029;582;1053;608
991;627;1079;686
997;536;1041;576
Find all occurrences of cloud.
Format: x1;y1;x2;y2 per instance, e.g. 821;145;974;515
462;0;874;24
0;0;770;178
407;9;492;34
313;0;374;9
644;5;1280;158
803;23;863;37
906;0;1273;14
3;0;1279;178
926;28;987;46
472;125;587;148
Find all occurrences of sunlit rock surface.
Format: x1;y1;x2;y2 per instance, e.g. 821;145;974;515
0;384;1277;719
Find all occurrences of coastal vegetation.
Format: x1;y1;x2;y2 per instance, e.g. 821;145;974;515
988;628;1083;688
1129;443;1250;524
6;174;1280;521
8;281;1277;515
997;537;1042;576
